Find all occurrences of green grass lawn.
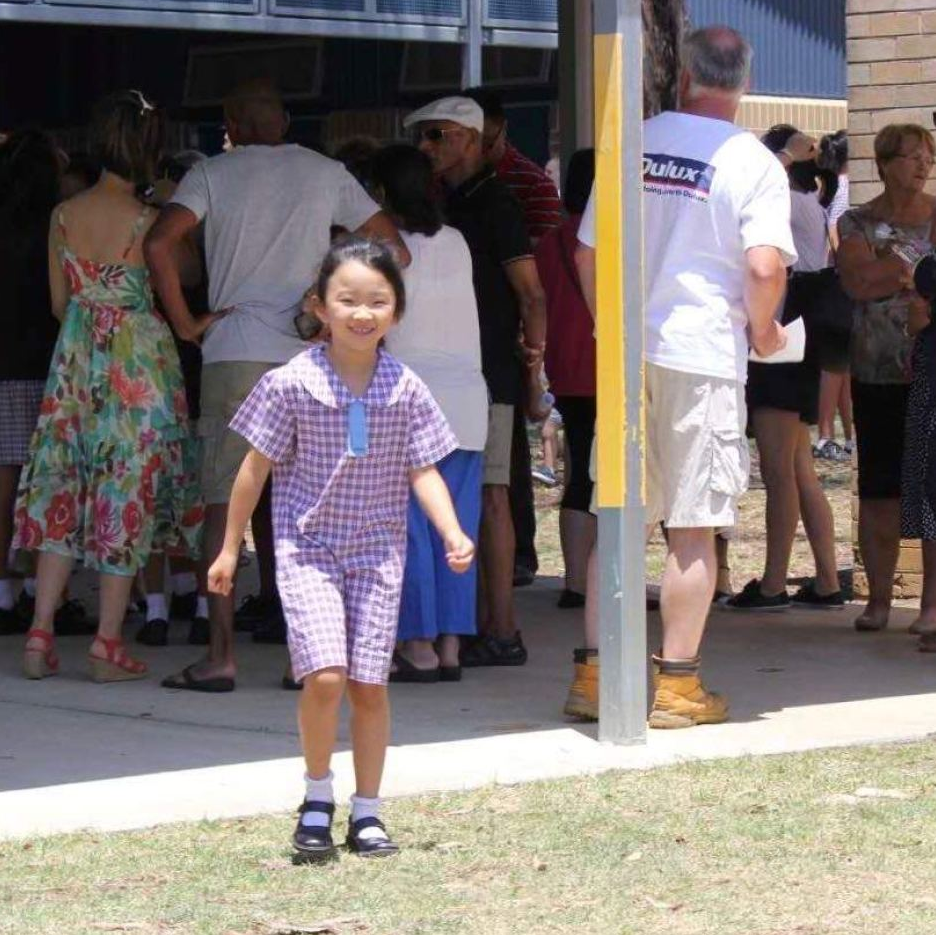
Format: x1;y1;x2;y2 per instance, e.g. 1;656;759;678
5;741;936;935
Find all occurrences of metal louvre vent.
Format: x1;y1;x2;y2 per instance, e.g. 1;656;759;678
485;0;556;25
184;40;324;107
400;41;552;91
47;0;257;11
273;0;366;11
376;0;462;16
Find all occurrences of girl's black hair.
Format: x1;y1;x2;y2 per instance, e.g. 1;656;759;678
564;148;595;215
0;128;61;257
314;235;406;320
818;129;848;175
368;144;442;237
90;89;164;186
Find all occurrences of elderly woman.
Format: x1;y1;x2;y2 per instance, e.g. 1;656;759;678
837;123;936;633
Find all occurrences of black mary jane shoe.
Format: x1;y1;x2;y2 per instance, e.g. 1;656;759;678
293;800;337;860
346;816;399;858
388;651;439;684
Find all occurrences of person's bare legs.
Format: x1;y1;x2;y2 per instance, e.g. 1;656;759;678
479;484;515;639
26;551;73;637
251;480;277;601
435;634;460;668
559;508;596;596
299;667;346;779
856;498;900;629
817;371;843;443
659;527;717;659
541;419;559;473
839;375;854;446
912;541;936;635
346;681;390;798
793;424;840;595
582;544;598;650
142;552;165;598
752;408;801;595
715;534;732;596
93;572;136;642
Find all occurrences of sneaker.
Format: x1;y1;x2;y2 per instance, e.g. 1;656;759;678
814;439;851;463
460;632;528;667
649;672;729;729
563;649;598;720
234;593;279;632
169;590;198;621
790;582;844;610
531;465;557;486
723;578;790;612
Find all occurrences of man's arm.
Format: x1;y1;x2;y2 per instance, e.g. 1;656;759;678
744;245;788;357
355;210;411;269
574;242;597;323
144;205;220;342
503;256;547;363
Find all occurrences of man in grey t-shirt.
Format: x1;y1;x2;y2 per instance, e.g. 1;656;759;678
146;78;405;692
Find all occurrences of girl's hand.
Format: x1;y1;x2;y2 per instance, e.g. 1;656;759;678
207;548;239;596
444;530;475;574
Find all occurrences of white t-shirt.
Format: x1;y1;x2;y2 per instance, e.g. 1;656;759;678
578;111;797;383
172;144;379;365
384;227;488;451
790;189;829;273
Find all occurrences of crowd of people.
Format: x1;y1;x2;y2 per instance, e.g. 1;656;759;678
2;23;936;856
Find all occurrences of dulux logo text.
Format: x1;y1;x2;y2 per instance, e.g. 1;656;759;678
642;153;716;195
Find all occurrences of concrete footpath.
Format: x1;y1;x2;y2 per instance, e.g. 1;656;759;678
2;576;936;840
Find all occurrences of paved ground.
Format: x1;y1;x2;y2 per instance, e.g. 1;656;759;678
3;571;936;840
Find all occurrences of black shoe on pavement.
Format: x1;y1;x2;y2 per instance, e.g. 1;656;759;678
0;605;27;635
136;618;168;646
346;816;399;858
790;582;844;610
512;565;536;587
460;632;528;667
293;800;337;860
187;616;210;645
557;589;586;609
723;578;790;612
170;590;198;621
234;593;279;632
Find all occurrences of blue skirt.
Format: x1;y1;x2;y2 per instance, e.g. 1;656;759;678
397;449;482;640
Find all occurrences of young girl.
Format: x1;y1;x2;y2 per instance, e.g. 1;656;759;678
208;237;474;859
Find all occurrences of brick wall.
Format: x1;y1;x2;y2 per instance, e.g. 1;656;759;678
847;0;936;205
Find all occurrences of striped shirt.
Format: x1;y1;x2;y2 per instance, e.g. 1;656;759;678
496;143;562;240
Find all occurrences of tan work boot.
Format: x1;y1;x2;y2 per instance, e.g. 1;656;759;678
563;648;598;720
648;671;728;729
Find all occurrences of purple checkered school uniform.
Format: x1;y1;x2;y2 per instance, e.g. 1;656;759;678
230;343;457;684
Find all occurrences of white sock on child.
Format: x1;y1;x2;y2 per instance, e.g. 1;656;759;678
0;579;13;611
350;794;388;841
195;595;209;619
301;771;334;828
23;578;36;598
146;593;168;622
171;572;197;595
816;437;829;449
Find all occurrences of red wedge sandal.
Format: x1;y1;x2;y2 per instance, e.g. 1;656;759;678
89;635;147;683
23;629;59;680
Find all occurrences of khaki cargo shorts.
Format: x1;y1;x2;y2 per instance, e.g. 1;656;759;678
589;363;749;528
198;361;277;505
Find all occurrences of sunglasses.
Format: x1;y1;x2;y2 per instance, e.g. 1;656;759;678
415;127;463;144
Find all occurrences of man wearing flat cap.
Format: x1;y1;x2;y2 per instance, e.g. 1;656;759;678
404;96;547;668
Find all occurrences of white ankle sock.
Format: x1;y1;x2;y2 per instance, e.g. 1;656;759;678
23;578;36;598
146;593;168;622
301;772;334;828
171;572;197;595
0;579;13;611
195;595;209;619
816;437;829;449
350;795;387;841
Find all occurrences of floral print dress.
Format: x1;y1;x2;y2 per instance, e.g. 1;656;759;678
13;211;203;575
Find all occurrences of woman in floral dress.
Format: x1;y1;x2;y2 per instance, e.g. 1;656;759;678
15;91;205;682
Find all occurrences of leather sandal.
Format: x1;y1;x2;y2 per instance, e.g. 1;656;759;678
23;628;59;680
293;800;337;859
88;635;147;683
346;816;399;858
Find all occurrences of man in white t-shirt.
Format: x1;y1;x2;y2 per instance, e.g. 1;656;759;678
145;78;405;691
573;27;796;727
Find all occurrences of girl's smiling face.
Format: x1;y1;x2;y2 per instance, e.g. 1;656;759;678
309;259;398;352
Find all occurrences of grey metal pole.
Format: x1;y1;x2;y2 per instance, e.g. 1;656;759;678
462;0;483;88
592;0;647;745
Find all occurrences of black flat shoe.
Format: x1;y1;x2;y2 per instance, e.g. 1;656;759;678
293;800;337;860
557;589;586;609
187;616;210;646
460;632;528;667
388;651;439;683
136;618;168;646
439;665;462;682
346;816;399;858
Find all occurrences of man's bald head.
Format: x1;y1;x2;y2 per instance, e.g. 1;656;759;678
223;78;288;146
682;26;752;95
